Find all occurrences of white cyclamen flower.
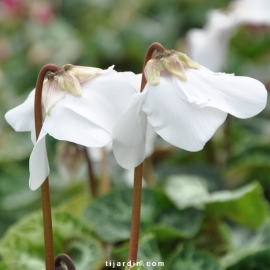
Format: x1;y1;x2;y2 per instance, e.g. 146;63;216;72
187;1;270;72
231;0;270;26
5;65;137;190
112;50;267;169
87;73;157;163
187;10;237;72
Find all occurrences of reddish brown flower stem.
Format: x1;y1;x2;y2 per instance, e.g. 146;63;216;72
100;146;110;194
144;156;154;187
127;43;165;266
224;115;232;163
83;147;98;198
34;64;61;270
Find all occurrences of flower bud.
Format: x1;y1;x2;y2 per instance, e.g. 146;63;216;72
161;55;187;81
54;70;82;97
144;59;164;86
175;52;200;70
42;76;66;114
144;50;200;86
64;64;102;83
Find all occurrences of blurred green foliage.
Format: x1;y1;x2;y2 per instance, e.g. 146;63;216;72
0;0;270;269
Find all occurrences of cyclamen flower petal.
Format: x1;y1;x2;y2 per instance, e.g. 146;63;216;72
176;66;267;118
142;71;228;152
64;64;102;83
5;90;35;133
112;65;267;169
187;2;270;73
5;66;138;190
88;72;156;166
29;128;49;190
63;69;139;134
121;72;142;91
43;101;112;147
145;122;157;158
29;106;112;190
232;0;270;26
187;28;229;72
54;71;82;97
162;55;187;81
112;93;147;169
42;78;66;114
144;59;164;86
187;10;236;72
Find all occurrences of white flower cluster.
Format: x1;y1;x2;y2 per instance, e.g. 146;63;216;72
5;42;268;190
187;0;270;72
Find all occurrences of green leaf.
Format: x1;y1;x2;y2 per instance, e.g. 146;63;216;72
225;247;270;270
221;220;270;269
190;222;231;256
64;236;105;270
0;211;105;270
150;207;204;240
83;188;172;243
205;182;269;229
165;176;268;229
0;259;9;270
168;245;222;270
84;188;204;243
57;194;90;217
165;175;209;209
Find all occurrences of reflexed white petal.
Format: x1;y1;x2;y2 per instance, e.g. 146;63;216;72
145;123;157;158
29;128;49;190
63;69;137;134
232;0;270;26
142;73;228;151
112;93;148;169
205;10;237;34
42;79;66;114
144;59;164;86
177;66;267;118
64;64;102;83
5;90;35;132
55;71;82;97
121;72;142;92
100;65;114;73
31;129;37;144
187;29;228;72
162;55;187;81
43;100;111;147
187;10;236;72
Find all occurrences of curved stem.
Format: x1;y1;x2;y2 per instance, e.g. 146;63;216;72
100;147;110;195
34;64;61;270
139;42;165;92
127;43;165;265
55;254;76;270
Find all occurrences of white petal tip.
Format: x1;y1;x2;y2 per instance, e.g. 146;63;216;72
29;179;41;191
101;65;115;74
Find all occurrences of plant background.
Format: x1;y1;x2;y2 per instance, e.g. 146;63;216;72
0;0;270;269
